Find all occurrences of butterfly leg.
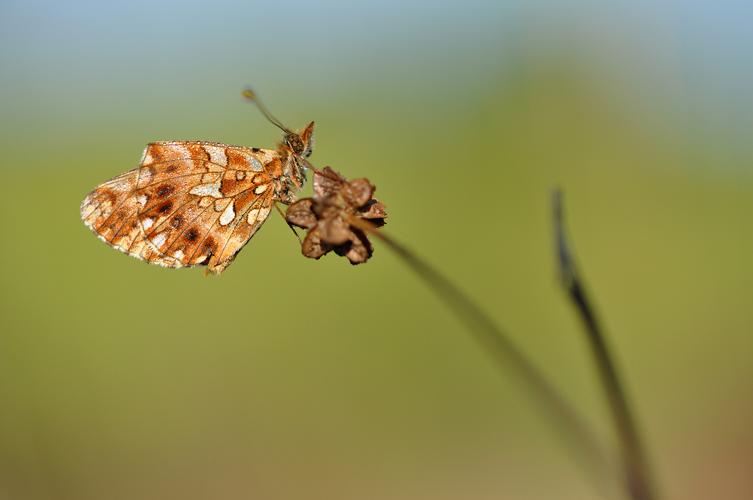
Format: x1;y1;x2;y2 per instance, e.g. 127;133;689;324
275;202;301;244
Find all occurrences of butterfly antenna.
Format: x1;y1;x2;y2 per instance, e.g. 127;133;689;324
242;88;291;134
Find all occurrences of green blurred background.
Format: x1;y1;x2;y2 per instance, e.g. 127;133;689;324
1;1;751;499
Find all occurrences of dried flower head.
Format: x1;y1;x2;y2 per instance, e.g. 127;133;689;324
285;167;387;264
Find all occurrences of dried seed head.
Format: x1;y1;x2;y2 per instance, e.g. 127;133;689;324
285;167;387;264
285;198;317;229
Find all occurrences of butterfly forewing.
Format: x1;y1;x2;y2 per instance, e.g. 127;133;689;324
81;141;277;273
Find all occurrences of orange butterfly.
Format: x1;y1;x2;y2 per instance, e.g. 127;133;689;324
80;90;314;274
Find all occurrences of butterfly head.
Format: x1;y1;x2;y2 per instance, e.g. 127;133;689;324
284;121;315;159
282;121;315;193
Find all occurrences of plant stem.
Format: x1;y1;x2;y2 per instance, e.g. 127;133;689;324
552;190;658;500
348;215;617;495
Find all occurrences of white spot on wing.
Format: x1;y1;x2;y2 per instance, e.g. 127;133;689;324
142;217;154;230
189;183;223;198
151;232;167;248
249;157;263;171
173;249;184;260
136;194;147;207
254;184;268;194
246;207;270;225
219;201;235;226
246;208;259;225
206;146;227;166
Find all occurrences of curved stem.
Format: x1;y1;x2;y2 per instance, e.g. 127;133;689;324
348;215;618;495
553;190;658;500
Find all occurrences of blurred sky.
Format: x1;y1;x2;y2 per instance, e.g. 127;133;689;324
1;0;752;171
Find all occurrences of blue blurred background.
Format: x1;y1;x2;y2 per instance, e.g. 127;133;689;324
1;1;751;499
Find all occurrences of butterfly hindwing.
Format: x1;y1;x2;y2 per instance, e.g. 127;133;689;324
81;141;277;273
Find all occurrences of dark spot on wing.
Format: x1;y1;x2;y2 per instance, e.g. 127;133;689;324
203;237;217;253
157;185;173;198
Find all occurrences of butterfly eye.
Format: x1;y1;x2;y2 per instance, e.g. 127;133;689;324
285;133;305;155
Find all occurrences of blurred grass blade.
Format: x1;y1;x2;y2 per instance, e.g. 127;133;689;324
553;189;659;500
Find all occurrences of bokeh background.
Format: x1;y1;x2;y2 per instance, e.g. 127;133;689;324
1;1;751;499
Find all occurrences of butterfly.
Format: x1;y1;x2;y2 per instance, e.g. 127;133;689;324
80;90;314;274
